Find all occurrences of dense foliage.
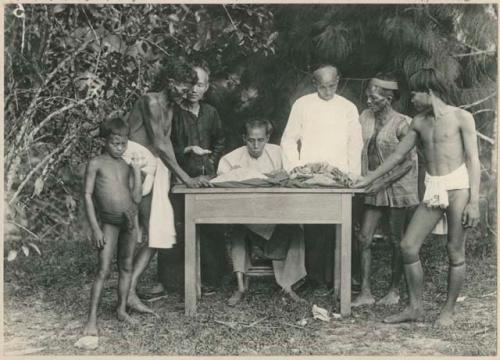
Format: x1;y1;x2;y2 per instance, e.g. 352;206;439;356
4;4;497;258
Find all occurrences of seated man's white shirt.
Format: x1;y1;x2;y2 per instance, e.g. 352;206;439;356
280;93;363;176
217;143;283;176
217;143;282;240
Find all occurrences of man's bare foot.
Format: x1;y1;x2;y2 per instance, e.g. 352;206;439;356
82;321;98;336
127;293;156;315
227;290;245;306
383;307;424;324
284;288;308;304
434;310;455;327
352;293;376;307
116;310;138;325
377;291;400;306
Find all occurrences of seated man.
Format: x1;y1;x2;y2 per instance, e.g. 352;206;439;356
218;118;307;306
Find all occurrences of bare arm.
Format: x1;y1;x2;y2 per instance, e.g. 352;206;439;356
460;110;481;227
140;97;196;186
128;162;142;204
84;159;104;248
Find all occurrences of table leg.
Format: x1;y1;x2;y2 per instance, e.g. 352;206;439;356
196;226;201;300
184;195;197;316
334;224;341;310
340;194;352;317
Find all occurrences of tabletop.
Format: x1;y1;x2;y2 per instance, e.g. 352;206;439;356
171;185;366;194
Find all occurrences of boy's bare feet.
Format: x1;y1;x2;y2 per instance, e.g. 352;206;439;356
127;293;156;315
227;290;245;306
434;310;455;327
352;293;375;307
383;307;424;323
116;310;138;325
82;321;98;336
377;290;400;306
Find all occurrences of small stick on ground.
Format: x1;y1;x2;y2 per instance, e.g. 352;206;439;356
146;294;169;303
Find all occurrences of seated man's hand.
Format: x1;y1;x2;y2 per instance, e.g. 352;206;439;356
184;145;212;156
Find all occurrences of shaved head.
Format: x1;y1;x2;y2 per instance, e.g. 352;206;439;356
312;65;339;83
312;65;339;101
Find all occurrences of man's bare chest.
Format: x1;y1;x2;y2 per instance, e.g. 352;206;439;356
418;116;461;146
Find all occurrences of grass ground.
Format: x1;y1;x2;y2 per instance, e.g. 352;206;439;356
3;234;497;356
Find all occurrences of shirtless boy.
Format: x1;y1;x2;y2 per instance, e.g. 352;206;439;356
83;118;143;335
355;68;480;327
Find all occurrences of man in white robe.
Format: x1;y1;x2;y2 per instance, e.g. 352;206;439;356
218;118;307;305
280;64;363;285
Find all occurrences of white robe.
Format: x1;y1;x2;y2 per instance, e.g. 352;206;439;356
280;93;363;176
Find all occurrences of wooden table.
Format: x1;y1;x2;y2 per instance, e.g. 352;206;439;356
171;186;364;316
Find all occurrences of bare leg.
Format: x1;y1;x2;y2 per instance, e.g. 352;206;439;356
435;189;469;327
378;207;411;305
352;206;382;307
384;203;444;323
117;227;139;324
128;246;156;314
83;224;119;335
228;272;246;306
228;227;249;306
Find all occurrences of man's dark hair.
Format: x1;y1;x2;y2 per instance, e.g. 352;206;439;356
371;72;401;101
155;57;197;90
192;59;211;77
243;117;273;137
408;68;453;103
100;117;129;138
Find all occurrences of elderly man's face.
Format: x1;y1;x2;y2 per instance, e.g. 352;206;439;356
244;126;269;159
313;68;339;101
169;80;192;105
366;86;391;114
187;67;210;104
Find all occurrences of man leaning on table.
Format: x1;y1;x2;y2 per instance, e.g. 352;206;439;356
280;64;363;285
218;118;307;306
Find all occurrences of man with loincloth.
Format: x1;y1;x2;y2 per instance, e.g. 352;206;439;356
125;58;211;315
355;68;480;326
218;118;307;305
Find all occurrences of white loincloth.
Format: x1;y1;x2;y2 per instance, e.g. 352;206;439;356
122;140;157;196
148;158;176;249
423;163;470;235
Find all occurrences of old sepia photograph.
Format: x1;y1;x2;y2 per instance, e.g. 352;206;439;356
3;1;497;356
